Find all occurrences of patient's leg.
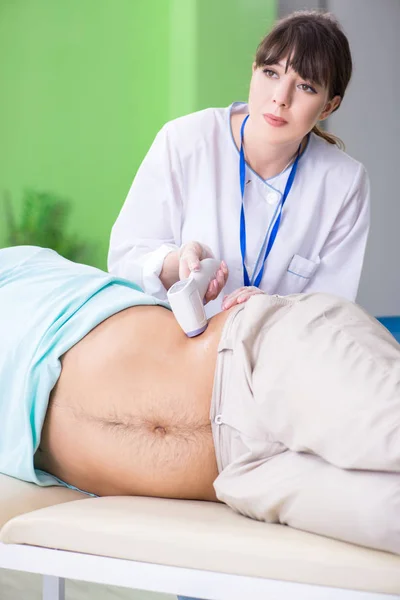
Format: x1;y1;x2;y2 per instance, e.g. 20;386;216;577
230;293;400;473
214;450;400;554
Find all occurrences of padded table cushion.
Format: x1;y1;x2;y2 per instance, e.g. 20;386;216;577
0;473;86;528
1;495;400;594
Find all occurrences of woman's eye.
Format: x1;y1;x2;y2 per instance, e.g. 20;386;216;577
299;83;317;94
263;69;277;78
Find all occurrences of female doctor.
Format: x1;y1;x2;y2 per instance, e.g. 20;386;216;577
108;10;370;317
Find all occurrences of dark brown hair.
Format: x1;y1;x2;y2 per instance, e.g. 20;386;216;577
255;11;352;148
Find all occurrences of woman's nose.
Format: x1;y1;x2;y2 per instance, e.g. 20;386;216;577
272;81;292;107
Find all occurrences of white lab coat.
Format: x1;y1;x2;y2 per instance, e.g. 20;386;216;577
108;102;370;316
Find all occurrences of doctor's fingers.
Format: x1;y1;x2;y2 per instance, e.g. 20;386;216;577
178;241;214;279
204;262;229;304
222;286;264;310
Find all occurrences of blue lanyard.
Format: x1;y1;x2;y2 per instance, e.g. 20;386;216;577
239;114;301;288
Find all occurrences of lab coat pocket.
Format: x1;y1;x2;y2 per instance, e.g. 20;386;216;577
287;254;320;279
284;254;320;293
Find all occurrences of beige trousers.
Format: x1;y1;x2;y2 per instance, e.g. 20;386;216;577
211;293;400;554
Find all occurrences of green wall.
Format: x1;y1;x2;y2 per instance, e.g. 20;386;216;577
196;0;276;108
0;0;276;268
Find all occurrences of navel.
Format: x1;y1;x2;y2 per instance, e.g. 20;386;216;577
153;425;167;436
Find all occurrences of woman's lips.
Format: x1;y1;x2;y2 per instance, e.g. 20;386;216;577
263;114;288;127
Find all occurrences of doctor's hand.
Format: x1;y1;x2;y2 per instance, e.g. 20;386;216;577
179;241;229;304
221;286;264;310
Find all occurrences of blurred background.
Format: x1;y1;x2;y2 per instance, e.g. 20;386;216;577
0;0;399;596
0;0;275;267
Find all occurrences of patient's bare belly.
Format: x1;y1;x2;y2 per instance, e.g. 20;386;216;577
35;305;230;500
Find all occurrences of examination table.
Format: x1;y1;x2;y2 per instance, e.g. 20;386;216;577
0;474;399;600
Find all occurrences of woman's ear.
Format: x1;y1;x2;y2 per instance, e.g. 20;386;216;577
252;61;257;73
319;95;342;121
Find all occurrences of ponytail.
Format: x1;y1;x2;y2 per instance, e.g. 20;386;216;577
312;123;345;150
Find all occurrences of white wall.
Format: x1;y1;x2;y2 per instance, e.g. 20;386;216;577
280;0;400;315
328;0;400;316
